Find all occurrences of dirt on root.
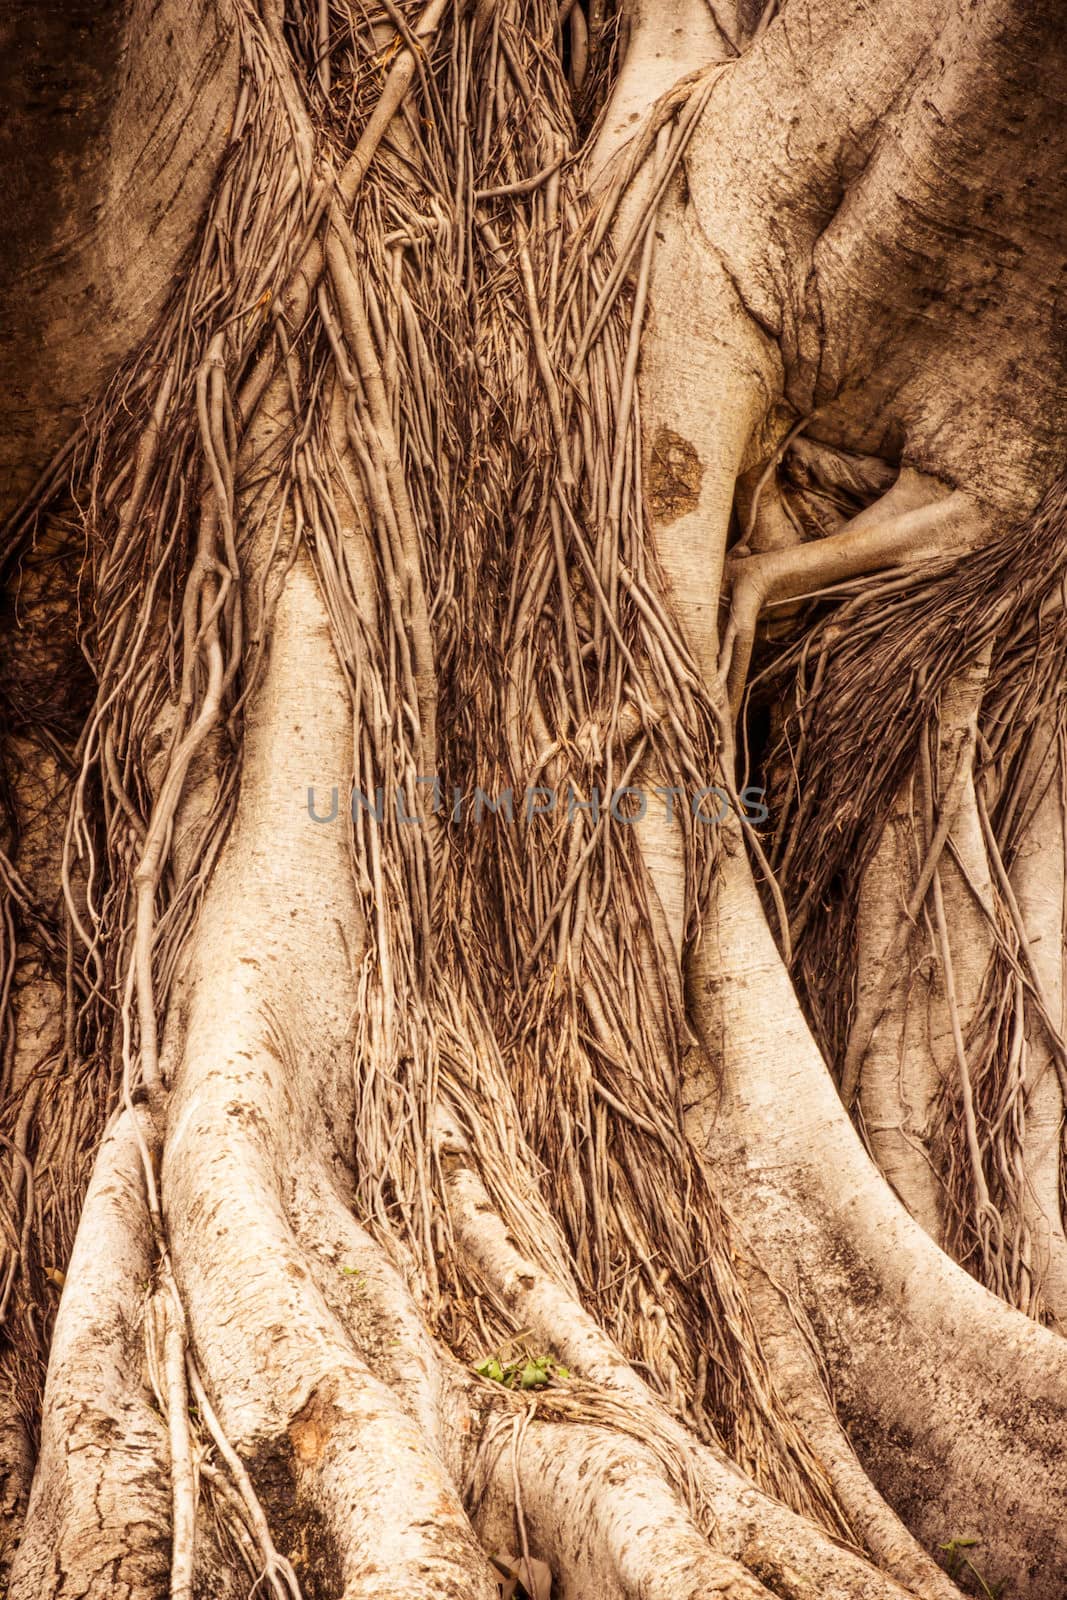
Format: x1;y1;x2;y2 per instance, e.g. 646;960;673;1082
646;426;704;524
244;1430;345;1600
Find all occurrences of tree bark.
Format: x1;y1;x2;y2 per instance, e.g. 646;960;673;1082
2;1;1067;1597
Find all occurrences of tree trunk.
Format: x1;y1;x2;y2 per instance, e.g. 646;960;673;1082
2;2;1066;1598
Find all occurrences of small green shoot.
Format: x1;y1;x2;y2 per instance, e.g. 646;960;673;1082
474;1351;569;1391
939;1537;1006;1599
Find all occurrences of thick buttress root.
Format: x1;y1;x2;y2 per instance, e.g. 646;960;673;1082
686;829;1067;1594
8;1110;171;1599
444;1143;957;1600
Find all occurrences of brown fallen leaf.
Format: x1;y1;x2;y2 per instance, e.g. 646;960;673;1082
491;1551;552;1600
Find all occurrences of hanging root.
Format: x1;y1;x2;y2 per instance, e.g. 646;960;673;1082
721;470;992;716
1000;713;1067;1321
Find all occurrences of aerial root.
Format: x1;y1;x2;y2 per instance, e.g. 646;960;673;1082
753;472;1067;1320
1005;716;1067;1323
720;475;992;717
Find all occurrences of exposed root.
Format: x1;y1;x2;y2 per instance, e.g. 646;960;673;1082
477;1420;775;1600
727;1261;961;1600
8;1109;170;1599
721;471;992;716
445;1140;951;1600
1006;717;1067;1323
688;828;1067;1593
848;652;993;1240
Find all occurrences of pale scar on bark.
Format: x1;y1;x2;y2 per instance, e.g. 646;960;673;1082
647;427;703;523
289;1390;332;1463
